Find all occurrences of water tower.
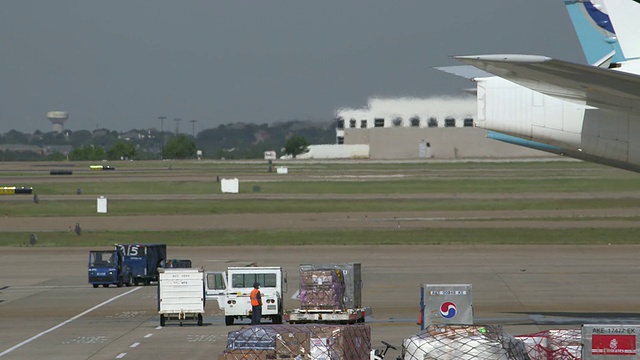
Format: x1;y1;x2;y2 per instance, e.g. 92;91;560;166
47;111;69;133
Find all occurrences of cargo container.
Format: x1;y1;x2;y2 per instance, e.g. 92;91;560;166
285;263;372;324
218;324;371;360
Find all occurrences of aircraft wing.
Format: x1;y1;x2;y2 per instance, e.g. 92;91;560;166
454;54;640;112
433;65;493;79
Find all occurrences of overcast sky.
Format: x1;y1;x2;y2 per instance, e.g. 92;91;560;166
1;0;584;134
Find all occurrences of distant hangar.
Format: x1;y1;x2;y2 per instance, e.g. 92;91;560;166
319;97;553;160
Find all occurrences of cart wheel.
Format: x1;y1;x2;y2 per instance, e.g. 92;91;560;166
92;284;99;288
160;315;165;327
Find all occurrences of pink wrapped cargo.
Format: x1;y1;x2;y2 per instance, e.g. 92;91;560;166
285;263;372;324
299;269;346;310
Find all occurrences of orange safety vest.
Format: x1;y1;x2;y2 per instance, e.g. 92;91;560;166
250;288;262;307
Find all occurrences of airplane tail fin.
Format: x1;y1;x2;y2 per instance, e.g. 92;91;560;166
565;0;640;68
564;0;624;66
599;0;640;60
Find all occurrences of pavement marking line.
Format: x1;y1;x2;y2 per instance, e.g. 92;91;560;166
155;326;162;330
144;334;153;338
130;343;140;348
116;353;126;359
0;287;141;357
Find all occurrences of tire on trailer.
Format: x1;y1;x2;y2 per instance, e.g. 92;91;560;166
197;314;203;326
102;284;109;288
225;316;234;326
160;314;165;327
92;284;99;288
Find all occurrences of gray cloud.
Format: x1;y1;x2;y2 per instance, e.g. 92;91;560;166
1;0;583;133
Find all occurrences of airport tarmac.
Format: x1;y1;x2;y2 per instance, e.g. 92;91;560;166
2;160;640;358
1;245;640;359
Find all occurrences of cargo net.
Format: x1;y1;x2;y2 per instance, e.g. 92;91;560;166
401;324;530;360
299;269;346;310
515;329;581;360
219;324;371;360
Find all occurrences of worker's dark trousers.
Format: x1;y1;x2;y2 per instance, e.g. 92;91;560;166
251;306;262;325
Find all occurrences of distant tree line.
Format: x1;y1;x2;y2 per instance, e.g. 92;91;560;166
0;120;335;161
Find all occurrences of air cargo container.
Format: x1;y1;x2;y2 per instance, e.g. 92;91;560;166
285;263;372;324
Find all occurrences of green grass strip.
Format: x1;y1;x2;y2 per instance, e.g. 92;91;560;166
17;177;640;196
4;198;640;217
5;228;640;247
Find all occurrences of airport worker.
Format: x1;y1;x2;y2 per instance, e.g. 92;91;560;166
250;282;262;325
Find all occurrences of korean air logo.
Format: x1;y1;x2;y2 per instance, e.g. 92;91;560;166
440;301;457;319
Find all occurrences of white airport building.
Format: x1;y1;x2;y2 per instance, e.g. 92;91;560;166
298;97;553;160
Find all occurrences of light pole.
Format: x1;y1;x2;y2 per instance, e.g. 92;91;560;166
174;118;182;135
190;119;197;138
158;116;166;159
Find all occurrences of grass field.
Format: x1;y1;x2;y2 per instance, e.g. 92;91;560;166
2;159;640;247
4;198;640;217
13;176;640;195
3;228;636;247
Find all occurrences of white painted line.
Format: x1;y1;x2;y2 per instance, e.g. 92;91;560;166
130;342;140;348
144;333;153;338
116;353;127;359
0;287;141;357
155;326;162;330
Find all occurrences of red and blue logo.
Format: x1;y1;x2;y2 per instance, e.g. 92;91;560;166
440;301;457;319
